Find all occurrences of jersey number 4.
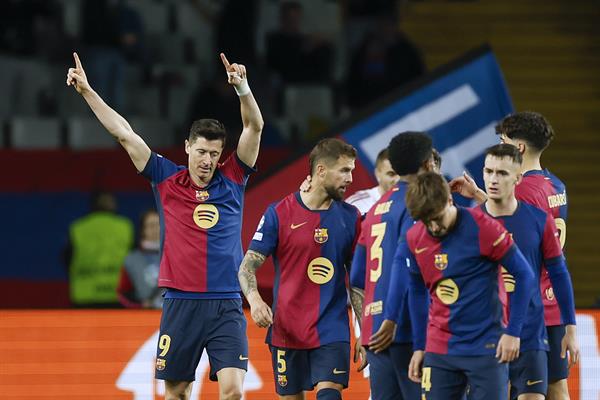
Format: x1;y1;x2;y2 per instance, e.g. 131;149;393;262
369;222;387;282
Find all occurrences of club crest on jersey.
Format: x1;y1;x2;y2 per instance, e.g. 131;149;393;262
156;358;166;371
195;190;210;202
434;254;448;270
278;374;288;387
314;228;328;244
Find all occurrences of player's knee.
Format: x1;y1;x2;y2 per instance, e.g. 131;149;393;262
547;380;570;400
165;380;192;400
316;388;342;400
219;387;242;400
518;393;545;400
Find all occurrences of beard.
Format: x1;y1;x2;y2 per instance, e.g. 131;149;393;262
325;185;345;201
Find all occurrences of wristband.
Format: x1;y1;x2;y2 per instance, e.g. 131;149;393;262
234;79;251;96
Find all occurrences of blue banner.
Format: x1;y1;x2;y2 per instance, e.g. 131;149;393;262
342;47;513;192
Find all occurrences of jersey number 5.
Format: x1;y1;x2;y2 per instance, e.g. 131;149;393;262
369;222;387;282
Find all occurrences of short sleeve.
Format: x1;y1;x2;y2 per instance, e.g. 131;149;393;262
542;211;563;261
141;152;184;184
478;213;514;261
248;205;279;257
220;152;257;185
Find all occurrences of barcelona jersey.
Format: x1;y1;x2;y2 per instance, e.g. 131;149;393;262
141;152;254;296
404;207;516;355
515;169;567;326
249;192;361;349
482;202;563;351
350;182;414;346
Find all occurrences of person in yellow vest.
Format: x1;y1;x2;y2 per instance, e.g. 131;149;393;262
66;191;134;306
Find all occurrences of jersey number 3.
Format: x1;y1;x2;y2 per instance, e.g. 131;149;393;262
369;222;387;282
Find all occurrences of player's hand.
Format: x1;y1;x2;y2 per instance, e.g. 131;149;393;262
408;350;424;383
66;52;91;94
496;334;520;363
368;319;396;353
353;338;368;372
449;171;483;200
220;52;246;87
561;324;580;368
248;293;273;328
300;175;312;192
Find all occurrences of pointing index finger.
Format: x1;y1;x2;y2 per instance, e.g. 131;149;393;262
73;52;82;69
220;53;231;69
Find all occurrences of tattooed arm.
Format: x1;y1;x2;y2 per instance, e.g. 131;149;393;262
238;250;273;328
350;287;365;326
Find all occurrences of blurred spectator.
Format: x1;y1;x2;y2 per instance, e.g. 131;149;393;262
186;73;243;151
81;0;146;110
341;0;400;49
265;1;334;84
117;209;162;309
65;192;134;307
345;16;425;110
0;0;67;60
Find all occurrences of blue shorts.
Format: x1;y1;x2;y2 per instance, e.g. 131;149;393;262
509;350;548;399
270;341;350;396
154;298;248;382
366;343;421;400
423;353;508;400
547;325;569;382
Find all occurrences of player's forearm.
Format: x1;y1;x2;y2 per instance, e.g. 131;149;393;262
81;88;135;141
236;92;264;167
238;250;266;300
546;257;577;325
502;246;535;336
350;287;364;326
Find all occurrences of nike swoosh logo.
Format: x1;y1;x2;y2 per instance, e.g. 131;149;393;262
415;247;428;254
290;222;308;230
526;380;543;386
239;355;249;361
333;368;347;375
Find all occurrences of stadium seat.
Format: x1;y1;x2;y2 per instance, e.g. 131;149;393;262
67;117;118;150
148;33;187;65
166;87;194;130
129;117;174;148
127;86;161;117
284;85;334;141
175;1;214;67
10;117;62;149
57;0;82;37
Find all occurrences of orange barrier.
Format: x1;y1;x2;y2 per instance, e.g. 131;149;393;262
1;309;598;399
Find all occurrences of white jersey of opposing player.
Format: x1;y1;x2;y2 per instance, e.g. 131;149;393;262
345;186;381;215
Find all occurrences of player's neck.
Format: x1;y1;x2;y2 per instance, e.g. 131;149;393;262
190;171;212;188
520;154;542;174
485;195;518;217
300;188;333;210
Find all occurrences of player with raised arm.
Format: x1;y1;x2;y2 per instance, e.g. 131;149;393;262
67;52;264;400
386;172;534;400
478;144;578;400
349;132;435;400
238;138;361;400
450;112;575;400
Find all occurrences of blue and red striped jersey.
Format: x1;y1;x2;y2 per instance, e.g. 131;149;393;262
249;192;361;349
405;207;519;355
515;169;568;326
349;182;414;346
141;152;255;297
482;202;563;351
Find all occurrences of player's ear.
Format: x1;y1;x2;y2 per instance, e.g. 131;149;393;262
517;141;526;154
184;139;190;154
515;172;522;185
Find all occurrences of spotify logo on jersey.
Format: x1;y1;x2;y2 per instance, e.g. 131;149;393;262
193;204;219;229
436;278;459;305
307;257;334;284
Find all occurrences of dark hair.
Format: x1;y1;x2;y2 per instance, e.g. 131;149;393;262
388;131;433;175
432;148;442;170
374;148;389;168
189;119;227;147
485;143;523;164
309;138;357;175
90;191;116;213
406;172;450;222
495;111;554;152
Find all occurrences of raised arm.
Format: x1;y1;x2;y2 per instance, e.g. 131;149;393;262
67;52;151;172
220;53;264;167
238;250;273;328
